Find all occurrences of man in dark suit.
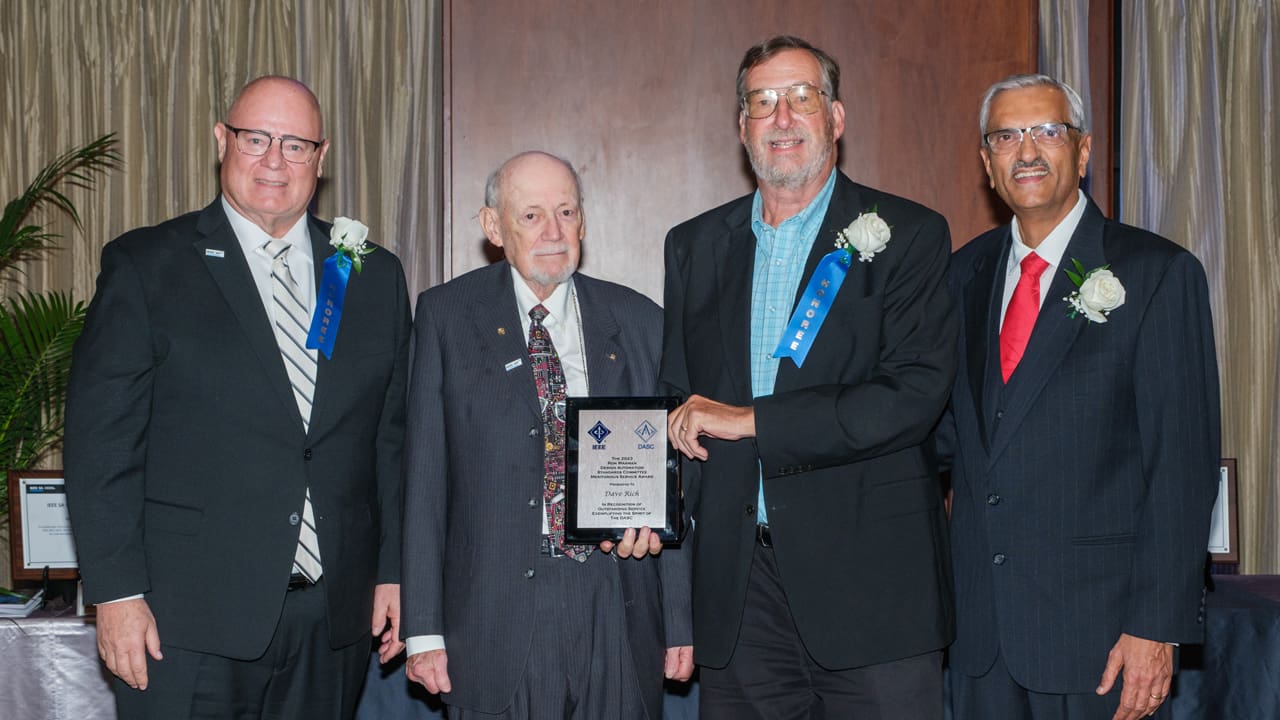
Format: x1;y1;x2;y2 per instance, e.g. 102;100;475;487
399;150;693;719
64;76;410;719
661;36;957;718
938;74;1220;720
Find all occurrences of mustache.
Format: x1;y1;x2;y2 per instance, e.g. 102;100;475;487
1011;159;1050;173
531;242;571;257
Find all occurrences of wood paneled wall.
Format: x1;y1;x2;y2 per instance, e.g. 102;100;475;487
445;1;1038;301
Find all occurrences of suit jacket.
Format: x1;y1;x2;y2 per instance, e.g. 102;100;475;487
938;199;1220;693
400;261;692;717
660;171;958;670
65;198;410;659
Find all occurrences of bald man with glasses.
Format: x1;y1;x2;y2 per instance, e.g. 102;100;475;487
66;75;410;719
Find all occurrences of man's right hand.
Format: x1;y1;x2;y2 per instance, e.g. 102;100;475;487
406;649;452;694
96;598;163;690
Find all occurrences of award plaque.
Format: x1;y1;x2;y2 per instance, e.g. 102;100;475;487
564;396;682;543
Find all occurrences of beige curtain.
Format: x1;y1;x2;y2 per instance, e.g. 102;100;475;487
1122;1;1280;573
1039;0;1093;133
0;0;443;304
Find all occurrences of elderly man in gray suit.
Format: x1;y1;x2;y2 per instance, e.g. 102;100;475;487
400;151;693;719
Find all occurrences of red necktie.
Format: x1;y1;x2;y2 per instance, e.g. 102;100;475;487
1000;252;1050;383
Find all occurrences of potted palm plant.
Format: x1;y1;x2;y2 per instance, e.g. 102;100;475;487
0;133;119;586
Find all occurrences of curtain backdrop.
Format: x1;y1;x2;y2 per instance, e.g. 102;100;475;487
0;0;443;304
1121;1;1279;573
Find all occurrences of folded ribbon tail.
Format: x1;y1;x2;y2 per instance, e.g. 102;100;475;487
306;254;352;360
772;248;852;368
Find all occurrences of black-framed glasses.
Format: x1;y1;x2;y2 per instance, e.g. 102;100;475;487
222;123;323;164
983;122;1079;154
741;84;829;119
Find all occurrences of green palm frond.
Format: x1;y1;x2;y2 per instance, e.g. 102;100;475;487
0;291;86;512
0;133;120;277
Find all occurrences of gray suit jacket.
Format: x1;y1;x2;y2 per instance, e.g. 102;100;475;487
937;200;1220;692
65;198;410;658
400;261;692;716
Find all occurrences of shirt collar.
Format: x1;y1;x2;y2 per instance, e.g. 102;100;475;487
1008;189;1087;273
221;196;314;263
511;266;573;323
750;168;839;236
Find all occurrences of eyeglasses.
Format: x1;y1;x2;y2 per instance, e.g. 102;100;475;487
983;122;1079;154
741;84;829;119
222;123;323;164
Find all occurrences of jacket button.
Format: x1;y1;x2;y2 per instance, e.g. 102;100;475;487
996;410;1004;419
992;553;1006;565
529;498;538;508
987;493;1001;505
529;427;538;437
745;505;755;516
289;512;301;526
303;448;313;460
524;568;535;579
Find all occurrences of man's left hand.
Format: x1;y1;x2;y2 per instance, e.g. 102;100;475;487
599;526;663;559
371;583;404;663
1095;632;1173;720
664;645;694;682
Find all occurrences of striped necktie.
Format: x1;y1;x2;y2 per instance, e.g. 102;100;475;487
256;239;324;582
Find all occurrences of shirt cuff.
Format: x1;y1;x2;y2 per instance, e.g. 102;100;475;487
97;594;145;605
406;634;446;655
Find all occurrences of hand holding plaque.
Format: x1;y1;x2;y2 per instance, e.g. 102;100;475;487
564;397;682;544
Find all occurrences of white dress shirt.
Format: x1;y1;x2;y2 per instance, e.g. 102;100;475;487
998;189;1087;330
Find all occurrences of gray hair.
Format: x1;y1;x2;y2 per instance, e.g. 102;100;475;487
978;74;1089;141
736;35;841;105
484;150;584;210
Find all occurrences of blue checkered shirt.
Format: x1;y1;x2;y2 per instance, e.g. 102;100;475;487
749;169;837;524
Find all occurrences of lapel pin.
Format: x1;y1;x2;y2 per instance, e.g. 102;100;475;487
497;327;506;335
608;353;617;361
205;248;225;258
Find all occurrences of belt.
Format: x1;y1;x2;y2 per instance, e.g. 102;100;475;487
756;523;773;548
287;573;316;591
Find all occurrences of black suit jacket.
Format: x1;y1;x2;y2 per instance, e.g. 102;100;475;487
65;198;410;659
661;171;958;670
937;199;1220;692
400;261;692;717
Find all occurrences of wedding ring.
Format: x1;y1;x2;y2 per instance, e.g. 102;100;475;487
1149;693;1163;700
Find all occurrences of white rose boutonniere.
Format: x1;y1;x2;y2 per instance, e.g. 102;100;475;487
1064;258;1125;323
835;208;891;263
330;216;374;273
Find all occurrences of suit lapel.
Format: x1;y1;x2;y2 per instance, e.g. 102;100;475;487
475;262;542;418
193;200;302;431
775;174;863;392
573;277;626;396
307;217;333;435
986;203;1108;467
962;230;1009;451
712;202;756;405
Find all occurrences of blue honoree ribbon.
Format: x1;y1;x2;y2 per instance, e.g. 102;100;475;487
773;248;852;367
307;254;351;360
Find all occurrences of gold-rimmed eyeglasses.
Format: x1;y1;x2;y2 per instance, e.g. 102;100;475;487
741;84;829;119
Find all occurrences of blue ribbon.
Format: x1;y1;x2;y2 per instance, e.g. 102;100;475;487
772;248;852;367
307;254;351;360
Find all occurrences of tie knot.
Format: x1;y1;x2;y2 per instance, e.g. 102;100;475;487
1020;252;1050;279
529;304;550;324
258;239;292;262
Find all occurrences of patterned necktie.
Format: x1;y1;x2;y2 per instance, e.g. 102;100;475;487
256;239;324;582
527;305;590;561
1000;251;1051;383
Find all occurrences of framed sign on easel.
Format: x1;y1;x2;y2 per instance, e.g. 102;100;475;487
7;469;79;581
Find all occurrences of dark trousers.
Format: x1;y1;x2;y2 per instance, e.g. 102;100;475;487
113;579;369;720
950;650;1171;720
446;550;646;720
700;542;944;720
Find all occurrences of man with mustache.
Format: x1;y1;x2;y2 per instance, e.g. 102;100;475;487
936;74;1220;720
400;151;693;719
661;35;958;718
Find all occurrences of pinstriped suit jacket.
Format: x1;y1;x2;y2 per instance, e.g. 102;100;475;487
938;200;1220;693
400;261;692;717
